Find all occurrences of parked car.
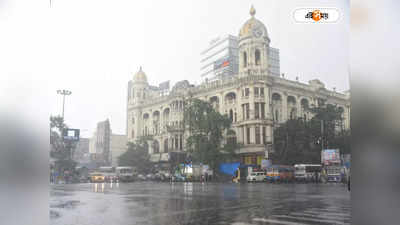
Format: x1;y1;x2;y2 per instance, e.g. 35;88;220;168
137;174;146;181
146;174;155;181
89;173;105;183
247;171;266;182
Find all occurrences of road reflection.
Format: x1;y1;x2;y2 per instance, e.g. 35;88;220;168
92;182;119;193
51;182;350;225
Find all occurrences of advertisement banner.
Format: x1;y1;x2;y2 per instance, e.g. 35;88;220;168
213;57;230;70
261;160;271;169
321;149;340;165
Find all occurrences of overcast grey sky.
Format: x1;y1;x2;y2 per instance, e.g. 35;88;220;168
0;0;349;138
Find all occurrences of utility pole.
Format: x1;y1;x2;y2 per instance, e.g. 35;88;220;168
321;119;324;150
57;89;72;120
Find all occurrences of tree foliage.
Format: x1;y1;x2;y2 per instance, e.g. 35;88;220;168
183;98;238;172
271;104;350;165
50;116;77;173
118;137;153;174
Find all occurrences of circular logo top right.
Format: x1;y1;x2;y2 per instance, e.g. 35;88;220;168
312;10;322;22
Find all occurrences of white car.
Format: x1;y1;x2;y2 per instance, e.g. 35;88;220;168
247;172;266;182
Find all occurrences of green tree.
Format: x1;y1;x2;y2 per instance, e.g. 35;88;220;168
184;98;238;174
272;104;350;164
118;137;153;174
50;116;77;174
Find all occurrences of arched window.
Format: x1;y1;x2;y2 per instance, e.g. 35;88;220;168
255;49;261;65
243;51;247;68
152;140;159;154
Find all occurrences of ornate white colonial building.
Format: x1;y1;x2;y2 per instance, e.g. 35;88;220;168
126;6;350;167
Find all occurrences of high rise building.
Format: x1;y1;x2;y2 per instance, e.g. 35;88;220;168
110;134;128;167
89;119;112;166
200;35;280;81
268;47;280;77
200;35;239;81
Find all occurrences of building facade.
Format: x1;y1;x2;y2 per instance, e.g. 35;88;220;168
126;6;350;167
110;134;128;167
88;119;112;166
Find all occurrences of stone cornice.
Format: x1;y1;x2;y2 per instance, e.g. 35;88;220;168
128;75;350;110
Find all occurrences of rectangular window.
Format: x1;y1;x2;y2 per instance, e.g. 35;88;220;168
255;127;260;144
242;104;245;120
246;127;250;144
262;127;266;144
254;87;259;96
260;88;264;96
261;103;265;119
246;103;250;119
245;88;249;97
179;134;183;150
175;135;179;149
255;103;260;119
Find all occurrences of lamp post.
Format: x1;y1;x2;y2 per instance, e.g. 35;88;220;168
57;89;72;120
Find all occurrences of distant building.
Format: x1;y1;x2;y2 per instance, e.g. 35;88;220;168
88;119;112;166
201;35;280;81
110;134;128;167
73;138;90;165
268;47;280;77
200;35;239;81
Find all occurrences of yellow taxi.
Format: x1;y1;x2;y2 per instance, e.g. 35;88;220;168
89;173;105;183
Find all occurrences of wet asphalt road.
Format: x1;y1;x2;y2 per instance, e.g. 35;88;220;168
50;182;350;225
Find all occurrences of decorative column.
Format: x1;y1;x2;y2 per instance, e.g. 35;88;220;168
250;125;255;144
282;93;288;122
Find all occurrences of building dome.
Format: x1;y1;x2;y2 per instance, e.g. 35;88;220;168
133;67;148;83
239;6;269;40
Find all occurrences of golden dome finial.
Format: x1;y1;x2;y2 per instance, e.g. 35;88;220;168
250;5;256;17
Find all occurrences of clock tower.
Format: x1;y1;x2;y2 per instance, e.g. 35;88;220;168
238;5;270;77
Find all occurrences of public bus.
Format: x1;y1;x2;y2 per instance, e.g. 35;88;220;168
294;164;321;182
116;166;135;182
265;165;294;182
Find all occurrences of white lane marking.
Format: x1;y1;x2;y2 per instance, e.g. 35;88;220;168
272;215;348;225
289;212;351;220
253;218;308;225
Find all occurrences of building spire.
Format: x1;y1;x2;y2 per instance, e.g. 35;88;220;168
250;5;256;17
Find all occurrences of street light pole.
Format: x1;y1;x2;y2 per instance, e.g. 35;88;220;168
321;119;324;150
57;89;72;120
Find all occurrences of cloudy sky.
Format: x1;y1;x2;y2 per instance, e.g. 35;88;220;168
0;0;349;138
